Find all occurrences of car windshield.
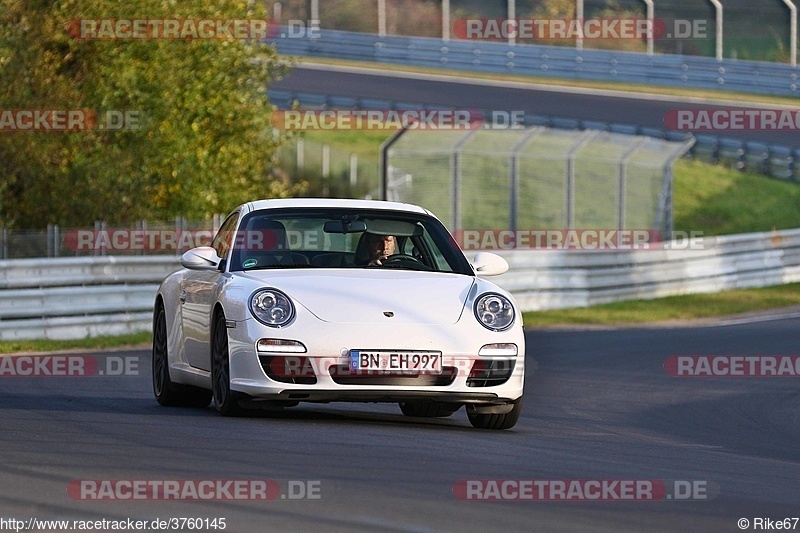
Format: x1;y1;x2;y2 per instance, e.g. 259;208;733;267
228;208;473;275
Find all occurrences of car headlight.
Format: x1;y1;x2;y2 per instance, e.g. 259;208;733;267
474;293;515;331
250;288;294;327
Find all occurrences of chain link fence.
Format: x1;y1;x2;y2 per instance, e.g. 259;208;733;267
3;128;693;258
0;217;224;260
276;138;381;199
384;126;695;236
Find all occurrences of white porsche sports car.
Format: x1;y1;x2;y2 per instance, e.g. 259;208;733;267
153;199;525;429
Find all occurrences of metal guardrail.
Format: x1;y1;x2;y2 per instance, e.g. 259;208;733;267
268;89;800;182
2;230;800;339
0;256;180;341
493;229;800;311
0;256;181;289
272;29;800;97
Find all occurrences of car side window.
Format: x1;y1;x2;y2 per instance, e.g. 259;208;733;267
212;212;239;259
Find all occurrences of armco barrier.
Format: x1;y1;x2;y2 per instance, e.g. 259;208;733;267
492;229;800;311
272;29;800;97
0;256;180;340
2;230;800;339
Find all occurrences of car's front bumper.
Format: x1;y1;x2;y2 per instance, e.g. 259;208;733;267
226;315;526;405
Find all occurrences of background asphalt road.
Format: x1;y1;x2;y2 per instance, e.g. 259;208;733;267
272;66;800;148
1;320;798;532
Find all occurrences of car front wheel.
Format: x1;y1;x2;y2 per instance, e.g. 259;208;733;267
467;398;523;430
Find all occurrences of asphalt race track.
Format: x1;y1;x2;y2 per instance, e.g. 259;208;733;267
272;65;800;148
1;319;798;532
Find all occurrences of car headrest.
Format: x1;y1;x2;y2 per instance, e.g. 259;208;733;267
354;232;372;265
244;218;288;252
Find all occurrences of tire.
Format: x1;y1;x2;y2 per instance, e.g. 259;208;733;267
211;312;247;417
399;401;462;418
467;398;523;430
152;305;212;408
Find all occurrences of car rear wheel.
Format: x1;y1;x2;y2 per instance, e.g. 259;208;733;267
399;401;461;418
212;312;246;416
467;398;523;430
152;305;212;408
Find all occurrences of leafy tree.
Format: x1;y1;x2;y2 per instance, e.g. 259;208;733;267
526;0;647;52
0;0;299;229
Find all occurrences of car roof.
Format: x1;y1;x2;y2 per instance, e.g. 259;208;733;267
243;198;431;215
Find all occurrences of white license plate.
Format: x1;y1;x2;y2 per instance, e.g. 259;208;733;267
349;350;443;374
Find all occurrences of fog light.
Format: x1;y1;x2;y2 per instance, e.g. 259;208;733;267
257;339;307;353
478;343;518;357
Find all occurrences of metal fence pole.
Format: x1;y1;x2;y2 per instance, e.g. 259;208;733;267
380;126;411;200
508;0;516;46
140;219;147;256
709;0;724;61
618;138;647;229
98;221;107;256
350;154;358;187
442;0;451;41
378;0;387;37
452;130;479;231
643;0;654;56
781;0;798;66
297;139;305;172
1;227;7;259
509;128;543;231
53;225;60;257
322;144;330;179
657;164;675;238
565;130;599;228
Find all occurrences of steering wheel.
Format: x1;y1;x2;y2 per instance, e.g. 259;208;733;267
385;254;422;264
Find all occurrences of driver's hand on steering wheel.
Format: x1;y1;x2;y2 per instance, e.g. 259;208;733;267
368;255;389;266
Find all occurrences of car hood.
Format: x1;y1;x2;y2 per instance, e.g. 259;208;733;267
236;269;476;325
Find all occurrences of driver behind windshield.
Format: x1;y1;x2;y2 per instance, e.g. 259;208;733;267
360;232;396;266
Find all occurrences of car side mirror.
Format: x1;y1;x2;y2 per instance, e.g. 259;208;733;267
471;252;509;276
181;246;221;271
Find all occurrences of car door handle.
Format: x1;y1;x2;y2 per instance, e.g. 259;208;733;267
179;289;187;303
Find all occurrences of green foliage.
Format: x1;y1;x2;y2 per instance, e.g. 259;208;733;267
0;332;152;354
0;0;300;229
526;0;647;52
272;0;464;38
522;282;800;326
674;159;800;236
